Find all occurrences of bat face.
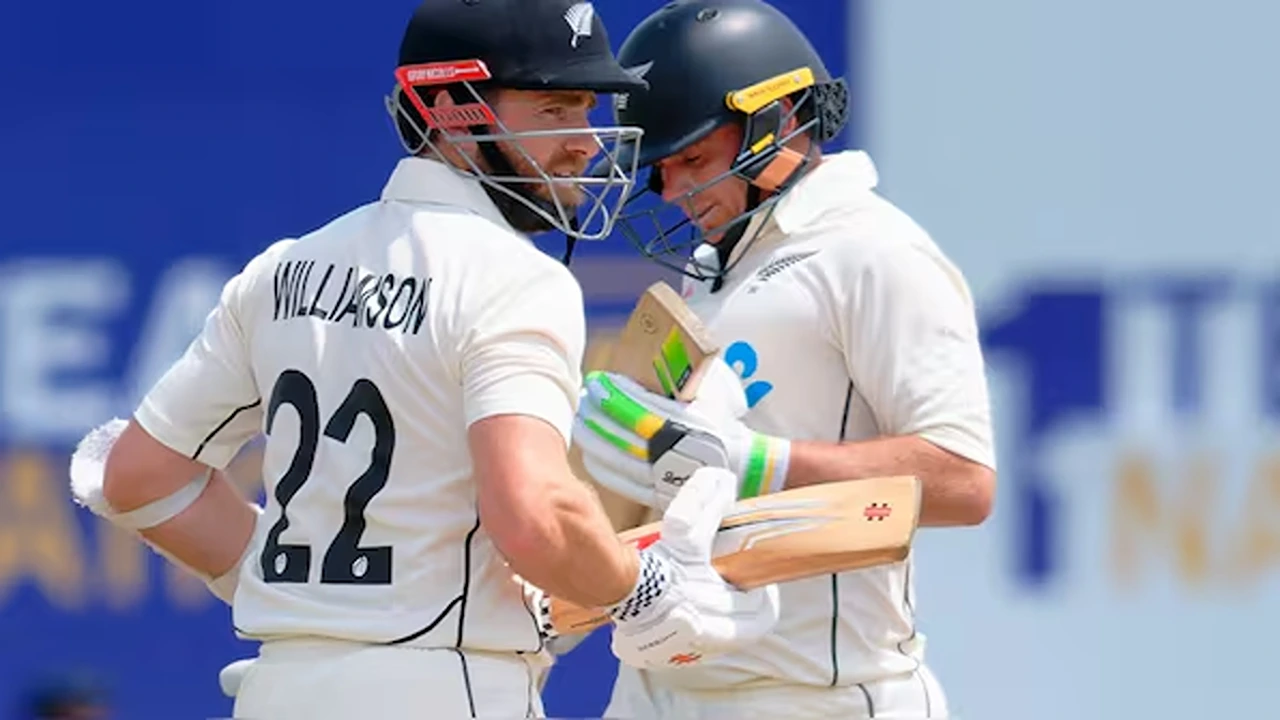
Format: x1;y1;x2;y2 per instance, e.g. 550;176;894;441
549;475;922;634
611;282;719;401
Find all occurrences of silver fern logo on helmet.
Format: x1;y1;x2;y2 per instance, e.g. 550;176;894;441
615;61;653;112
624;61;654;81
564;2;595;48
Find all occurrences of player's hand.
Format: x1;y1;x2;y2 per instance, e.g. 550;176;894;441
573;359;791;510
607;466;781;670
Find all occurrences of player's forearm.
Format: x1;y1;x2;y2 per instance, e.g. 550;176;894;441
136;471;258;578
483;474;640;608
533;478;641;605
102;422;257;578
471;414;641;607
785;435;994;526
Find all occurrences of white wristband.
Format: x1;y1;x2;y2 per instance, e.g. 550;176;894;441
111;469;212;530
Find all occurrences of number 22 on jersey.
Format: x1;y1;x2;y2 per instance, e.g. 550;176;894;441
260;370;397;585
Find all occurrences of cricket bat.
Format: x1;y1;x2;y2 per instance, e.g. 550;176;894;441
547;474;922;635
571;281;720;531
606;281;719;403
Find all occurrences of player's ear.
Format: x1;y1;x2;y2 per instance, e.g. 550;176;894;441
779;96;802;135
431;89;454;110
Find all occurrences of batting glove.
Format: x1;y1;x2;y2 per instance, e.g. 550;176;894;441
607;466;781;670
573;358;791;511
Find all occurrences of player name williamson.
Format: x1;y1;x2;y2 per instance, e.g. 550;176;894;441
272;260;430;335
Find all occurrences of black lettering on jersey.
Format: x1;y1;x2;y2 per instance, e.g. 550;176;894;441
319;267;354;323
292;260;315;317
273;261;307;320
271;265;430;336
382;277;415;330
353;273;380;327
405;277;430;335
367;275;394;327
306;263;336;320
333;272;373;326
272;262;286;319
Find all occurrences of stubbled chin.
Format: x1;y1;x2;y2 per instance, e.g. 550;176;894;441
695;219;731;244
532;187;585;209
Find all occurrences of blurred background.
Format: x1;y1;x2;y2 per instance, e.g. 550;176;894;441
1;0;1276;718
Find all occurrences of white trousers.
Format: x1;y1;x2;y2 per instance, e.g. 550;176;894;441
232;638;548;720
605;663;948;719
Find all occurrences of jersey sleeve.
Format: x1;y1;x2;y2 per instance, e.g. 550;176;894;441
458;260;586;447
830;238;996;470
133;246;282;468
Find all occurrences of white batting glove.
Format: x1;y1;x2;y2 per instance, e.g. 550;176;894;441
573;358;791;511
607;466;781;670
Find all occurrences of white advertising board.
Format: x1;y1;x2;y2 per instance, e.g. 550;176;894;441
863;2;1280;718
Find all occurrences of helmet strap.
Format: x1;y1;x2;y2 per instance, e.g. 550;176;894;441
561;218;580;266
736;99;815;195
709;185;759;293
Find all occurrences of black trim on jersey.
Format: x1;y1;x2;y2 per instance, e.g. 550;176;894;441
838;380;854;440
827;574;841;687
857;682;875;717
523;655;537;718
451;648;477;717
917;666;933;717
191;399;262;462
454;515;480;647
386;517;481;646
879;391;924;689
827;381;855;687
519;593;547;654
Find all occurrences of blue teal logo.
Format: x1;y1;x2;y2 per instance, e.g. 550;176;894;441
724;341;774;408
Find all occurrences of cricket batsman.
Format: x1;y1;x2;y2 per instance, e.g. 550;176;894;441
65;1;782;718
572;1;997;717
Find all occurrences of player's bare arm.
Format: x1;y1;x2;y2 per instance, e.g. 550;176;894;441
101;421;258;579
471;413;639;607
784;436;993;527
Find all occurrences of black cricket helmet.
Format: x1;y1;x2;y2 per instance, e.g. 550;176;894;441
386;0;648;241
606;0;849;279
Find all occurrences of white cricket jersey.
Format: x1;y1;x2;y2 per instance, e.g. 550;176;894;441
133;157;585;653
656;151;996;691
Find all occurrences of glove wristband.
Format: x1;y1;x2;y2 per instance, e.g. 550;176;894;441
609;551;672;624
738;434;791;499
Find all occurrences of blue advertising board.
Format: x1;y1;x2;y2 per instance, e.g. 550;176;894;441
0;1;854;718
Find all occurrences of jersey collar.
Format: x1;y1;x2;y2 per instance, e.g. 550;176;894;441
380;156;519;235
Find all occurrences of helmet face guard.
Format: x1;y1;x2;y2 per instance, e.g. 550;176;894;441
387;59;643;241
616;69;847;280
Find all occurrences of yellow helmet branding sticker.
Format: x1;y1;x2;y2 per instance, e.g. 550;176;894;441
725;67;816;114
